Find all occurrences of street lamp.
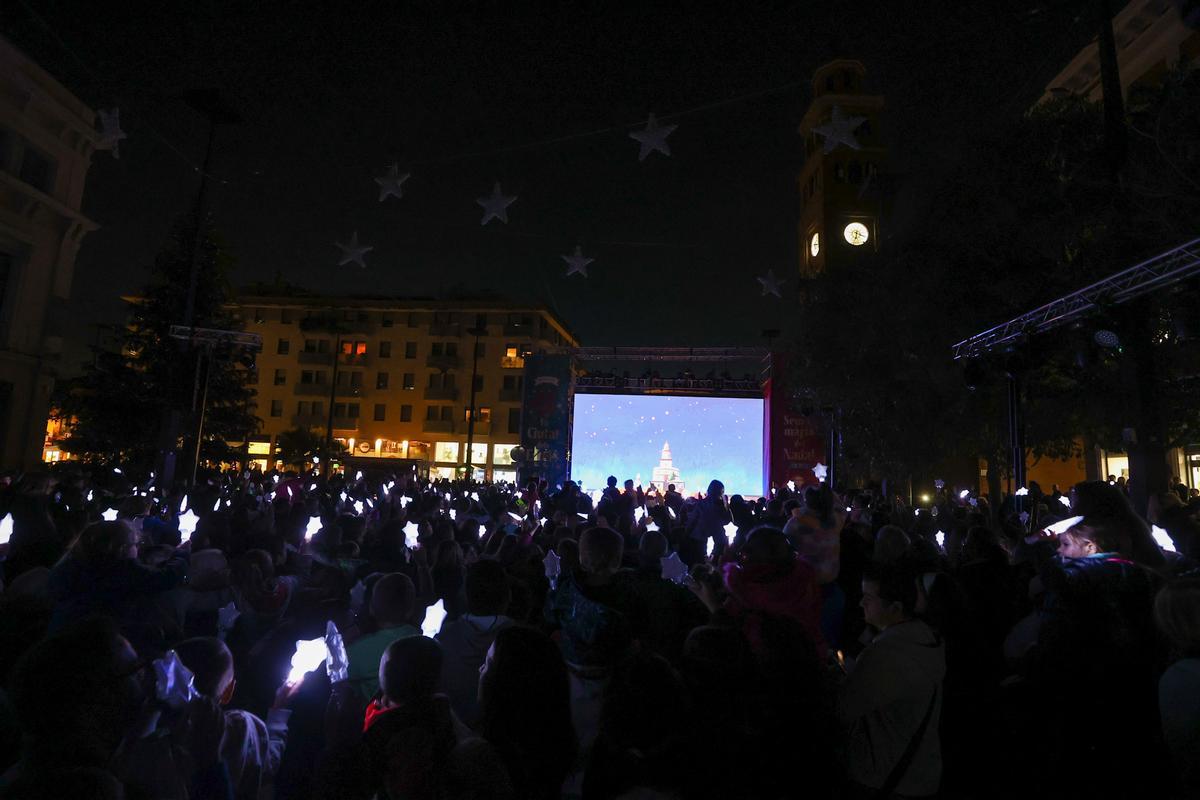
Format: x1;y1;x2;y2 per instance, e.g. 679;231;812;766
464;321;487;479
155;89;241;488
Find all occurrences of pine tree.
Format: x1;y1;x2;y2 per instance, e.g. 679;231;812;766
55;214;258;468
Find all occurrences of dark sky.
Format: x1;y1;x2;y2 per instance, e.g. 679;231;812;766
6;1;1092;374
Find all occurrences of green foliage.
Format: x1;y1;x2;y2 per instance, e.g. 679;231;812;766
54;214;258;467
790;62;1200;482
274;426;348;468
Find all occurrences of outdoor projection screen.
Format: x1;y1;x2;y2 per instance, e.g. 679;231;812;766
570;394;764;497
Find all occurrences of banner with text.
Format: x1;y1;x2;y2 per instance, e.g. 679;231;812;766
764;367;828;490
519;354;574;489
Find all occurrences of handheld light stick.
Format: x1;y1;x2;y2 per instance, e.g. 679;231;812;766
1152;525;1177;553
422;600;447;638
305;516;322;541
1043;516;1085;536
287;638;327;685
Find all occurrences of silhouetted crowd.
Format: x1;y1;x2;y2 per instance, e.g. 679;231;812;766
0;467;1198;799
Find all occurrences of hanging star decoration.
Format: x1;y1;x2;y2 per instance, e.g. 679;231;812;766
335;231;373;268
812;106;866;154
629;113;677;161
812;462;829;482
563;245;594;278
476;182;516;225
96;108;127;158
375;163;410;201
757;270;784;298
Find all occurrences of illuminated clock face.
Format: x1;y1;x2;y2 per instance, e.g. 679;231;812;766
809;232;820;257
843;222;869;246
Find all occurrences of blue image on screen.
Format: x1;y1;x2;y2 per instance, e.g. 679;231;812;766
571;394;764;497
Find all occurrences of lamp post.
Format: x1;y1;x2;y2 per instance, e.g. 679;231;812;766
324;333;344;478
464;323;487;480
155;90;240;488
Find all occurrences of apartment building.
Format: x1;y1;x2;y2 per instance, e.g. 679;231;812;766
239;293;577;480
0;35;99;468
1041;0;1199;105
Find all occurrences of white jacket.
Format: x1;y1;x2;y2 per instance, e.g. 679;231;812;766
838;619;945;797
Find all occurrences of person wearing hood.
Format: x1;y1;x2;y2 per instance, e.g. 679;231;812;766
839;558;945;798
689;526;825;660
435;559;512;725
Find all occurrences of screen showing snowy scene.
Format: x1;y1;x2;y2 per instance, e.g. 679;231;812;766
571;394;764;497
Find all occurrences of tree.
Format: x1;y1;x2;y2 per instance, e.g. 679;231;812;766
789;61;1200;488
274;426;348;469
54;214;258;469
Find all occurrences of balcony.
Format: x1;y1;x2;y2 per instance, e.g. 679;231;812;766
429;322;462;337
331;416;359;432
422;419;455;434
500;356;525;369
426;354;462;370
333;386;366;398
298;351;334;365
465;419;491;436
424;386;460;401
291;413;325;428
499;388;523;402
294;383;331;396
339;353;371;368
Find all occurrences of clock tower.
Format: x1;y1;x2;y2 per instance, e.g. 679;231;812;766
797;60;887;279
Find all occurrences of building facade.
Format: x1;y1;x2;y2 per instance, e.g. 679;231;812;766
0;35;98;469
1041;0;1199;104
238;294;577;481
796;59;887;279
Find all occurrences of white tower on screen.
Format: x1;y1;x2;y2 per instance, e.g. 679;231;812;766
651;441;685;494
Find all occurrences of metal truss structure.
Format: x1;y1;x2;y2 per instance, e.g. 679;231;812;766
573;346;768;363
576;374;762;395
571;346;771;396
951;238;1200;361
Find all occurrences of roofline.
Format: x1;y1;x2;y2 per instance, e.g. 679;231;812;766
0;34;97;132
118;292;581;346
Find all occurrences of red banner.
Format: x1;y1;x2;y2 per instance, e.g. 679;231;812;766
764;367;827;491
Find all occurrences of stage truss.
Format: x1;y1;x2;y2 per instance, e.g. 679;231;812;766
951;237;1200;360
571;346;770;397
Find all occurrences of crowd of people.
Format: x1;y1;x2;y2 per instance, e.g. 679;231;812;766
0;465;1197;799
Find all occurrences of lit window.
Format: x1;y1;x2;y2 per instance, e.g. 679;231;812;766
434;442;460;463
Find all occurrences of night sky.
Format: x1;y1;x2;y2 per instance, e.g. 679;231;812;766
572;394;765;496
5;2;1093;374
